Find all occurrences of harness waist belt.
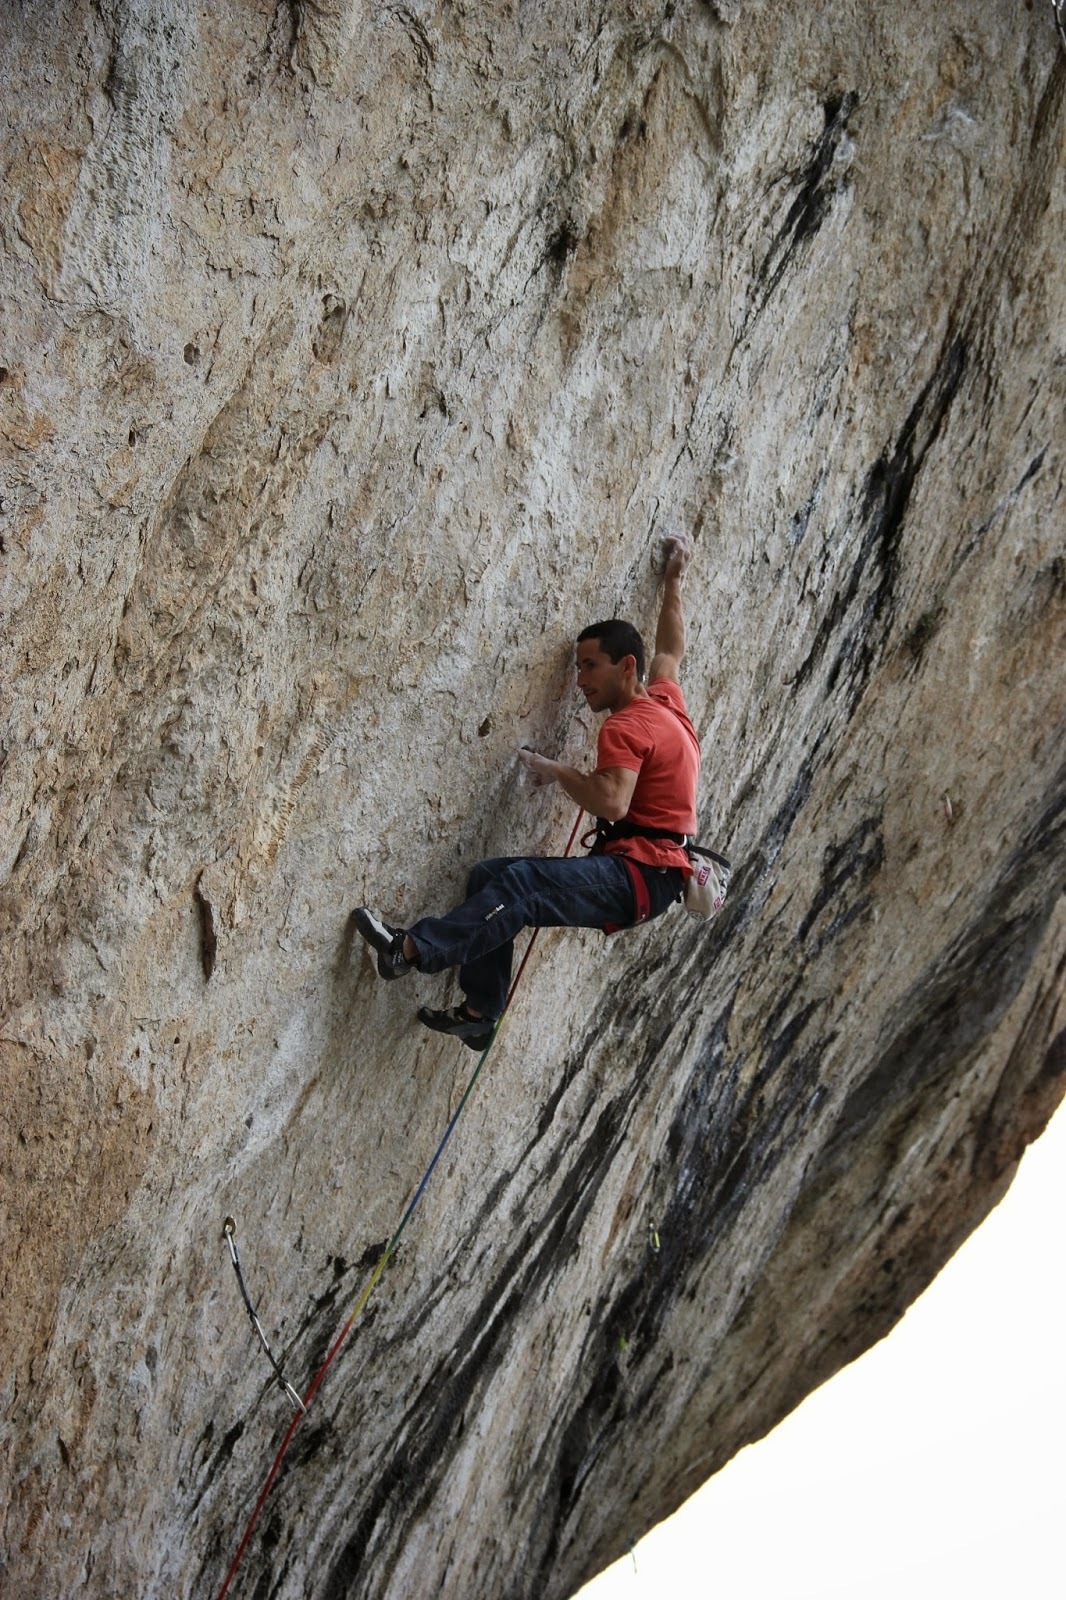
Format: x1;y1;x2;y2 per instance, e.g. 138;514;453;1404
584;816;688;852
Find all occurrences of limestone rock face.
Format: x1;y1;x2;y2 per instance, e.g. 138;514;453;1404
1;2;1064;1596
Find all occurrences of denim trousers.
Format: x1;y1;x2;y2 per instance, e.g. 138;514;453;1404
407;854;684;1019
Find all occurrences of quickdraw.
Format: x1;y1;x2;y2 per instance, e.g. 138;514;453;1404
222;1218;306;1416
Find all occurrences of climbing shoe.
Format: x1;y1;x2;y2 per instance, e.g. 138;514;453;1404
417;1004;496;1051
352;907;414;980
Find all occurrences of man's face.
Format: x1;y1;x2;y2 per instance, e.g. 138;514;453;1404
575;639;630;713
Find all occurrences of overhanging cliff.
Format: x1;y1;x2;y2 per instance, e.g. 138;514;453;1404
1;3;1064;1596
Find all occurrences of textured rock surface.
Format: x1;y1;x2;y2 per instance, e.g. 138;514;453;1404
1;1;1064;1596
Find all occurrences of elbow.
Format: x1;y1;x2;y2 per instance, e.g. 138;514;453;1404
593;769;637;821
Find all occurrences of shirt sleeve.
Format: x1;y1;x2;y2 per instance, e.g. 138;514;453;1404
647;677;688;715
596;713;651;775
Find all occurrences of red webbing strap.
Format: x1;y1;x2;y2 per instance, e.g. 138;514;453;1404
624;857;651;922
604;856;650;935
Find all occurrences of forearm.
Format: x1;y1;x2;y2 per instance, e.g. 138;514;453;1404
536;760;631;821
655;572;686;662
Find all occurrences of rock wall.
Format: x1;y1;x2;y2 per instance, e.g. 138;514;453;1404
1;2;1064;1596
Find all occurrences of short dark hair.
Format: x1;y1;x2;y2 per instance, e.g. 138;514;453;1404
577;619;646;681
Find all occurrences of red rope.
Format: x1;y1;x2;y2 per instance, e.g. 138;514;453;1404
216;809;584;1597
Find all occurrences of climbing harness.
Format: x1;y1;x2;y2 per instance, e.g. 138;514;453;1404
216;809;585;1599
585;815;732;921
222;1219;306;1414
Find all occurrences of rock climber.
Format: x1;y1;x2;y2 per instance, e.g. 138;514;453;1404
353;532;701;1048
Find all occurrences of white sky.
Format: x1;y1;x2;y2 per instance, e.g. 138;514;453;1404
579;1099;1066;1600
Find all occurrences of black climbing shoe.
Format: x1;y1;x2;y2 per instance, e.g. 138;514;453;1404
352;907;414;980
417;1004;496;1051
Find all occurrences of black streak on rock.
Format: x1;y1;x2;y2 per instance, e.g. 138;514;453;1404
317;1082;642;1598
545;219;580;278
753;92;858;318
793;332;968;712
797;813;884;946
721;741;823;941
194;874;217;981
826;765;1066;1163
288;1253;369;1382
190;1419;245;1514
530;994;824;1581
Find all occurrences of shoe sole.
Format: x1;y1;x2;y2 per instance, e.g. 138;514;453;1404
417;1007;495;1050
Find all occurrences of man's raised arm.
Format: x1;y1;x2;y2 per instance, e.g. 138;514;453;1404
648;533;692;683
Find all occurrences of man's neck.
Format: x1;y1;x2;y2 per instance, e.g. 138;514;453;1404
607;681;648;714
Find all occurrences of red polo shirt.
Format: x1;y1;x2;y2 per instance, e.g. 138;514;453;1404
595;678;700;874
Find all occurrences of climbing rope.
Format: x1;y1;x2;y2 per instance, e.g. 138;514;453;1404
1055;0;1066;51
216;809;585;1599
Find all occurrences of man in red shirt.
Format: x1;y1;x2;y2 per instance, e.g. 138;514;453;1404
353;535;699;1047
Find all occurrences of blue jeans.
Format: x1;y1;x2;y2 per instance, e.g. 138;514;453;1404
407;854;684;1019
